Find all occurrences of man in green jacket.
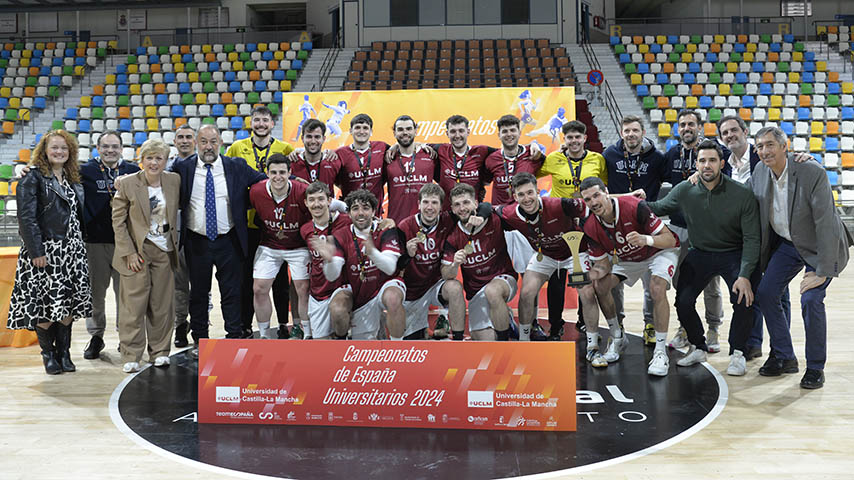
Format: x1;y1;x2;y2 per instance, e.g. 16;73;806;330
642;139;761;376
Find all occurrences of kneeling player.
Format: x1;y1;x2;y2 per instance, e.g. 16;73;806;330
580;177;679;376
497;173;600;346
397;184;466;340
302;182;353;339
441;183;518;340
317;190;407;340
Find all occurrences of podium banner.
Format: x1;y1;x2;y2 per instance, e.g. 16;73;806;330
198;339;576;431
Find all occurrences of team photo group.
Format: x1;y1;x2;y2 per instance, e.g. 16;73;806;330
9;102;850;390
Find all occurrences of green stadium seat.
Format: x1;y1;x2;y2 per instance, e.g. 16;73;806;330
51;120;63;130
778;61;790;72
714;62;726;73
794;42;804;52
801;83;814;95
674;44;685;53
117;95;129;106
181;93;194;105
827;95;840;107
247;92;260;104
127;55;137;64
614;45;626;54
709;73;722;84
625;64;636;74
202;117;216;125
663;84;676;96
267;103;280;115
643;96;656;109
708;108;722;123
239;52;250;62
286;70;297;81
690;35;701;44
732;84;745;95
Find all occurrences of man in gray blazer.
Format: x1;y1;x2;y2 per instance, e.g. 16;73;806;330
752;126;852;389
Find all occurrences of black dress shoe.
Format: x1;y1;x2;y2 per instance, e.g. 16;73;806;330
745;346;763;360
800;368;824;389
83;335;105;360
174;323;189;348
758;355;799;376
548;325;565;341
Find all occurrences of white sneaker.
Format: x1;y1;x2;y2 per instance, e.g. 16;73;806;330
603;335;627;363
726;350;746;376
154;356;170;368
706;327;721;353
676;345;707;366
668;326;690;349
648;350;670;376
122;362;140;373
586;347;608;368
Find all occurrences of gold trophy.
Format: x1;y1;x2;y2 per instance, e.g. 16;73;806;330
561;231;591;287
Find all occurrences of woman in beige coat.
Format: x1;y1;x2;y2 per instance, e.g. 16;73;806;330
112;139;180;373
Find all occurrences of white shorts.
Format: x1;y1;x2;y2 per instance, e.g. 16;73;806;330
307;286;352;339
403;280;447;337
352;279;406;340
526;252;591;277
612;248;679;288
468;274;517;332
505;230;536;274
253;245;310;281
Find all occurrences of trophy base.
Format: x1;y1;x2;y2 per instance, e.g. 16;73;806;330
566;271;591;287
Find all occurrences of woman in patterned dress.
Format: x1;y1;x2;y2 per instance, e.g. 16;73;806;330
8;130;93;374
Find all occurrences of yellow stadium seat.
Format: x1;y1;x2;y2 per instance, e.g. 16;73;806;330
686;44;697;53
274;51;284;61
746;43;757;53
681;53;693;63
665;109;678;122
718;84;731;95
842;82;854;94
228;52;238;62
770;95;783;107
202;44;212;53
244;116;252;129
280;80;291;91
0;87;10;98
233;61;243;71
129;84;141;95
686;96;698;108
21;49;31;58
744;52;754;62
188;72;199;82
768;108;781;121
727;62;738;73
638;44;649;54
127;64;139;74
108;40;118;49
225;104;238;116
145;106;157;118
809;137;822;152
816;61;827;72
792;51;803;62
35;42;45;50
74;66;85;76
811;121;824;136
195;93;207;104
630;74;642;85
9;97;21;109
0;182;7;195
817;26;827;35
174;63;184;73
714;35;725;43
19;58;29;67
657;123;671;138
258;43;268;52
789;72;800;83
171;54;181;63
80;96;91;107
656;35;667;44
146;118;159;131
18;109;30;121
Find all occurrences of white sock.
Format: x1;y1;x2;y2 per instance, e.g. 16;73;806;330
297;319;310;337
258;321;270;338
606;317;622;338
586;332;599;349
655;332;667;353
390;336;403;341
519;324;531;341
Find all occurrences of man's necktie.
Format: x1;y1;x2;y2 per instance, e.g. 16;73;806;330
205;164;217;241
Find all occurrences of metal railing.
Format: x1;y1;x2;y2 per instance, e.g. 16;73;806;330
134;24;316;52
579;39;621;134
607;16;795;38
315;27;344;92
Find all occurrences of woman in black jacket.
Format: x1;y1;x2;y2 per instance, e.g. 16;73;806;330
8;130;93;374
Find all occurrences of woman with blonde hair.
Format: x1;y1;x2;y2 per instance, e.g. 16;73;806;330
111;139;180;373
8;130;93;374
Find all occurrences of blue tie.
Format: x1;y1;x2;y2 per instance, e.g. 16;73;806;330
204;164;218;241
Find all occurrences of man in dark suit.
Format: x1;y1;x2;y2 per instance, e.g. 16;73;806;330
752;126;851;389
171;125;266;351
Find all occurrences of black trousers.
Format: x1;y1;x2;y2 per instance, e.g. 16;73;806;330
675;248;759;354
185;230;244;340
546;269;583;333
240;228;290;333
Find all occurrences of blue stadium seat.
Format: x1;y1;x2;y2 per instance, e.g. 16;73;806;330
797;107;810;121
610;36;620;45
209;62;220;72
156;94;168;105
742;95;756;108
74;57;85;66
211;104;225;116
116;64;127;74
224;71;236;82
64;108;78;120
804;51;815;61
826;137;840;152
164;73;176;83
148;54;159;64
812;153;823;164
770;43;782;52
273;91;283;103
235;129;250;140
33;97;46;109
734;43;746;53
182;53;193;63
759;83;772;95
92;96;104;107
254;80;266;91
78;120;91;132
117;84;129;95
638;63;650;74
619;53;630;64
780;121;794;136
752;62;764;72
706;53;718;62
302;42;312;51
667;35;678;44
802;72;814;83
665;138;679;150
178;82;191;94
688;63;700;73
262;51;273;61
116;74;128;84
0;98;8;109
656;73;669;84
292;59;303;70
804;62;816;72
683;73;696;84
136;47;147;55
828;83;841;94
228;81;240;92
229;117;243;130
840;107;853;120
64;48;74;57
699;96;713;108
90;147;99;158
134;132;147;146
118;119;132;132
636;85;649;96
32;49;42;58
650;44;662;54
246;43;257;52
0;50;8;59
170;105;184;117
52;58;62;66
31;58;41;67
273;70;285;81
827;170;838;186
784;34;794;43
735;73;748;83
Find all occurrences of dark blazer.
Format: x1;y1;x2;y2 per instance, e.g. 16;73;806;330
171;154;266;257
747;144;761;174
79;158;140;243
17;169;85;258
751;156;851;278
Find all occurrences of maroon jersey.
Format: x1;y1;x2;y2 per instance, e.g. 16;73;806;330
583;195;674;262
335;141;388;204
383;149;436;224
484;145;543;206
497;196;588;261
442;213;516;299
300;212;352;300
331;222;403;309
434;144;492;209
290;152;341;192
249;179;310;249
397;212;455;300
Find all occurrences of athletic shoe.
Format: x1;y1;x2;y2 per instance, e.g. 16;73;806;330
291;324;305;340
277;325;291;339
530;321;548;341
122;362;140;373
667;326;690;349
83;335;105;360
508;317;519;340
432;315;450;339
548;324;565;341
603;335;627;363
648;350;670;376
642;322;656;346
574;320;587;334
586;347;608;368
154;356;170;368
676;345;707;366
726;350;746;376
706;327;721;353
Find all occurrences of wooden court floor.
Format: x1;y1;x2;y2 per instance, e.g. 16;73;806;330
1;268;853;479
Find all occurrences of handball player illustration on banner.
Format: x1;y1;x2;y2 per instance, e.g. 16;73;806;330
293;94;317;141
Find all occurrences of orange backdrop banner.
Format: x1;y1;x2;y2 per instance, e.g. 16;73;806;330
198;339;577;431
0;247;36;348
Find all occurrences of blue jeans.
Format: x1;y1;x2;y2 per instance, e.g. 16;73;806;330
755;239;831;370
746;287;790;348
675;249;758;354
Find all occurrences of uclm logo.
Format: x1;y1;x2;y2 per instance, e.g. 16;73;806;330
215;386;240;403
467;390;494;408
